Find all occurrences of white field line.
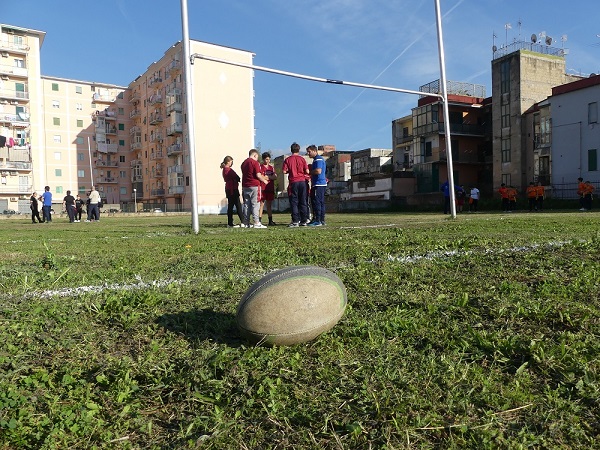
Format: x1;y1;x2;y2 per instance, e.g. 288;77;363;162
26;239;580;300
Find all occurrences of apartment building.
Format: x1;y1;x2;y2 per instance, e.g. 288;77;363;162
0;22;255;214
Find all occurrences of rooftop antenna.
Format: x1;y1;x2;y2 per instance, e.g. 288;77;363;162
505;23;512;46
492;31;498;53
517;19;522;41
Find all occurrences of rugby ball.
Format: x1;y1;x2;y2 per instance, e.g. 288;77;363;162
236;266;347;346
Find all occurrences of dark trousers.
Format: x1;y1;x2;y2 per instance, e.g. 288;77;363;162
584;194;593;210
501;198;509;211
88;204;100;221
290;181;309;224
443;196;451;214
528;198;537;211
311;186;326;223
536;197;544;211
31;208;42;223
470;199;478;212
42;205;52;222
226;190;244;226
76;208;83;221
66;205;76;222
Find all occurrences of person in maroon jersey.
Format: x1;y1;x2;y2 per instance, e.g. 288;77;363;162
282;142;310;227
241;149;269;228
259;152;278;226
221;156;244;228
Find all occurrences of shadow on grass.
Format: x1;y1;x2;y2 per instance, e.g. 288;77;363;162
156;308;246;347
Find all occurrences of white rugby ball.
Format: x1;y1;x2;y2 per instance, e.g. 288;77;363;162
236;266;347;346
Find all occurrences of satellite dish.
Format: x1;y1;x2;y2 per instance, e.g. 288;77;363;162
492;45;497;52
531;34;537;43
545;36;553;45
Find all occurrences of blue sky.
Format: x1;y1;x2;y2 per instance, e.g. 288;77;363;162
4;1;599;155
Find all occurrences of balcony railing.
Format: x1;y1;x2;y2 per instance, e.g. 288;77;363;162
0;65;28;78
129;92;140;103
153;169;164;178
166;102;182;115
132;174;143;182
130;126;141;135
167;123;183;135
167;60;181;73
130;142;142;151
149;76;163;87
0;41;30;53
129;109;141;118
0;89;29;100
168;164;184;174
150;132;163;142
151;189;166;196
414;122;486;137
105;127;117;135
93;93;115;103
149;114;164;125
0;112;29;125
0;184;32;194
96;160;119;168
96;177;118;184
130;159;141;167
0;161;32;170
150;151;164;160
169;185;185;194
97;143;118;154
167;143;183;156
148;94;162;105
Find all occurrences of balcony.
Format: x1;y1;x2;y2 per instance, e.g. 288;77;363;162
0;89;29;101
96;177;118;184
150;132;163;142
169;185;185;195
414;122;486;137
105;126;117;135
129;109;141;119
132;174;143;182
0;161;32;170
149;76;163;87
148;94;162;105
130;159;141;167
130;126;141;135
129;91;140;103
166;102;182;115
167;59;181;74
96;143;118;154
150;151;164;160
149;114;164;125
93;93;115;103
153;169;164;178
93;109;117;120
0;64;28;78
0;41;30;53
130;142;142;151
96;160;119;168
0;112;29;126
167;123;183;135
167;143;183;156
168;164;184;174
151;188;166;196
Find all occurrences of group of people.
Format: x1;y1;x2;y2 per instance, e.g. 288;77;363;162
499;183;534;212
577;177;595;211
441;181;480;214
29;186;103;223
221;142;327;228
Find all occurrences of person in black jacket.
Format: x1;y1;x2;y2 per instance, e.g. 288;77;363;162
30;191;43;223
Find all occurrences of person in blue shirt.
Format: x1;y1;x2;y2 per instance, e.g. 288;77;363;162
440;180;450;214
41;185;53;223
307;145;327;226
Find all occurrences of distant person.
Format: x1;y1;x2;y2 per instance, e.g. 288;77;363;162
455;185;466;213
469;186;480;212
577;177;586;211
87;186;101;222
498;183;509;212
259;152;278;226
282;142;310;227
75;194;84;222
507;185;518;211
241;149;269;228
526;182;537;212
583;180;595;211
41;186;53;223
440;180;451;214
535;182;545;211
30;191;43;223
220;155;244;228
62;190;76;223
307;145;327;226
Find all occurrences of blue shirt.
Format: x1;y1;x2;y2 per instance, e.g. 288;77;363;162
42;191;53;206
440;181;450;197
311;154;327;186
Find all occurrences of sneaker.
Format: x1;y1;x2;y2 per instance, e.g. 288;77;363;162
307;221;321;227
85;219;91;222
320;221;326;226
288;222;299;228
580;208;586;211
253;223;267;229
268;220;277;226
299;221;308;226
227;224;241;228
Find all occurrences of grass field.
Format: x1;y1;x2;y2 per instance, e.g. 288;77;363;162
1;211;599;449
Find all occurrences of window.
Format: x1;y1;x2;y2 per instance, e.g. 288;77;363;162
54;152;61;160
78;186;86;195
78;152;84;161
589;149;598;171
76;86;82;94
53;117;60;126
117;92;124;99
77;119;83;127
425;141;432;157
55;169;62;177
56;186;63;194
76;137;84;145
53;135;61;144
118;107;124;115
501;174;511;186
589;102;598;124
119;139;125;146
52;100;60;108
501;103;510;128
52;83;59;91
118;123;125;131
76;103;83;111
501;138;511;163
500;60;510;94
119;155;126;163
120;170;127;178
78;170;85;178
14;58;25;68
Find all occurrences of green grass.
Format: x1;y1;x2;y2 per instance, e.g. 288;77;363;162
1;212;599;449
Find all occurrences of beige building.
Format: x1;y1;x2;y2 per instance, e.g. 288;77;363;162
0;22;255;214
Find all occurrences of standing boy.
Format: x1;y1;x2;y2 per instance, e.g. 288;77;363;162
282;142;309;227
30;191;43;223
307;145;327;226
41;186;53;223
259;152;277;226
241;149;269;228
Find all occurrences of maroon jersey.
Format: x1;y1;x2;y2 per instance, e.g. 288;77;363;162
222;166;240;195
282;154;308;183
241;157;262;187
261;163;275;193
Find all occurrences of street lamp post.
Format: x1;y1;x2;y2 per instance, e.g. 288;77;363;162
133;188;137;213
